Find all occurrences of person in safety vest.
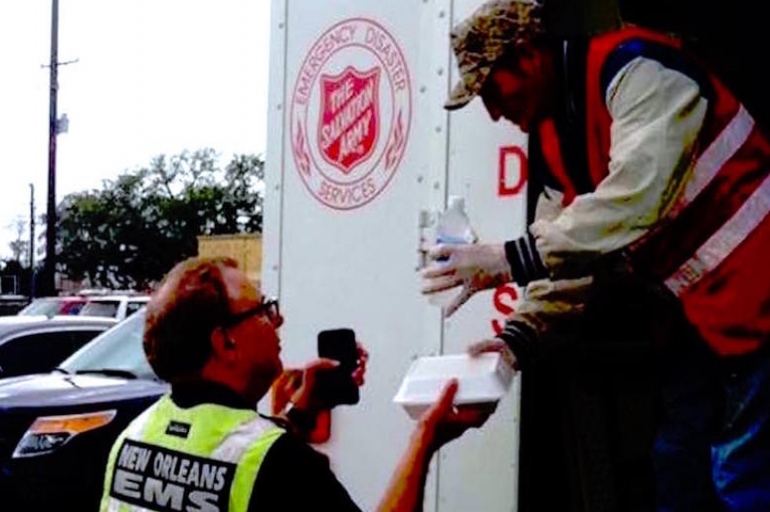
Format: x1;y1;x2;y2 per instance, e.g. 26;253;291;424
100;256;494;512
420;1;770;511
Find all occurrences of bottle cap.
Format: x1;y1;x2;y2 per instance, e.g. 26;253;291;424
447;195;464;211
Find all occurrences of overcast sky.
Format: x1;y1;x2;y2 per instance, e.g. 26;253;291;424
0;1;271;261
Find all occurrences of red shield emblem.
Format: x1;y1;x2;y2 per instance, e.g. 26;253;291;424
318;67;380;174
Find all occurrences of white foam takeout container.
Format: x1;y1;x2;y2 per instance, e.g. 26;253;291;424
393;352;514;420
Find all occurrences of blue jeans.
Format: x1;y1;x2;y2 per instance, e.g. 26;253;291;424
654;335;770;512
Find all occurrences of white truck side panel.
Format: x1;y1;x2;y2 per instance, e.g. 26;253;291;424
264;1;528;510
437;0;529;508
262;0;288;299
268;2;442;510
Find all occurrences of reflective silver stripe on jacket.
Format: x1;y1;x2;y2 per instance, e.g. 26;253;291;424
212;415;280;463
670;105;754;218
666;172;770;295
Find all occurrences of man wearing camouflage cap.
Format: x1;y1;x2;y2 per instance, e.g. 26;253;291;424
421;1;770;511
443;0;546;117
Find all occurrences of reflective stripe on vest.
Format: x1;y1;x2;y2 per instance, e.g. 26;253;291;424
584;28;770;355
627;104;756;256
665;172;770;295
101;395;284;512
671;106;755;216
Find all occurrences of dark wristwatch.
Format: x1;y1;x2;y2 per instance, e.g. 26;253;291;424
284;402;317;434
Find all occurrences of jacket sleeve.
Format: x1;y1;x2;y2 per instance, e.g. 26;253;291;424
506;55;708;286
495;190;594;366
496;275;594;368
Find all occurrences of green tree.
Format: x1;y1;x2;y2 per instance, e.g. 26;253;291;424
7;216;29;264
56;149;264;289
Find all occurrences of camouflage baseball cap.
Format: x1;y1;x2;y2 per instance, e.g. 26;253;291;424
445;0;544;111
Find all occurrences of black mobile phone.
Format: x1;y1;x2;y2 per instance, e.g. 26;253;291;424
317;328;360;407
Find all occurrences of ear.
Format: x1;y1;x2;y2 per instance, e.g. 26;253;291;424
513;39;540;75
210;327;237;362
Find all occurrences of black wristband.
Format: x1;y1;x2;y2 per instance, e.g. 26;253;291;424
496;321;538;369
285;403;317;433
504;235;548;287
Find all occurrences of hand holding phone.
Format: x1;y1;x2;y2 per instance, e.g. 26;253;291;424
317;328;360;407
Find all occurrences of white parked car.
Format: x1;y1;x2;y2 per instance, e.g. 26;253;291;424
77;295;151;320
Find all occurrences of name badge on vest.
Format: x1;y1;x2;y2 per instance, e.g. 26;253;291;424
166;421;191;439
110;439;235;512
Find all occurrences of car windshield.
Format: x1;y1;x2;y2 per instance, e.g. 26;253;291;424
79;300;120;318
18;299;79;316
17;300;55;316
60;310;157;380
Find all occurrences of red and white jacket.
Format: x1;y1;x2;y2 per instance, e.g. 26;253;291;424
504;26;770;357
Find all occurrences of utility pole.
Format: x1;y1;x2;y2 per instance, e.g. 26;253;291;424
42;0;77;297
29;184;36;299
44;0;59;296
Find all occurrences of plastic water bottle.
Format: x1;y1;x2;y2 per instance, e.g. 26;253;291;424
427;196;477;309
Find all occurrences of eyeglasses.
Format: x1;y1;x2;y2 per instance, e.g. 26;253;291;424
223;297;280;327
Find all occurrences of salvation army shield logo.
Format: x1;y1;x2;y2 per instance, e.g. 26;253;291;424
291;19;412;210
319;67;380;174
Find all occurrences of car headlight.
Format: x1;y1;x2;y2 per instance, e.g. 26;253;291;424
12;410;117;458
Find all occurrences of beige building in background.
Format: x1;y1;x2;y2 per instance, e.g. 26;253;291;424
197;233;262;285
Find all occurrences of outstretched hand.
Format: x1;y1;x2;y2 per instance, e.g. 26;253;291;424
421;243;512;317
418;379;497;452
468;338;518;370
